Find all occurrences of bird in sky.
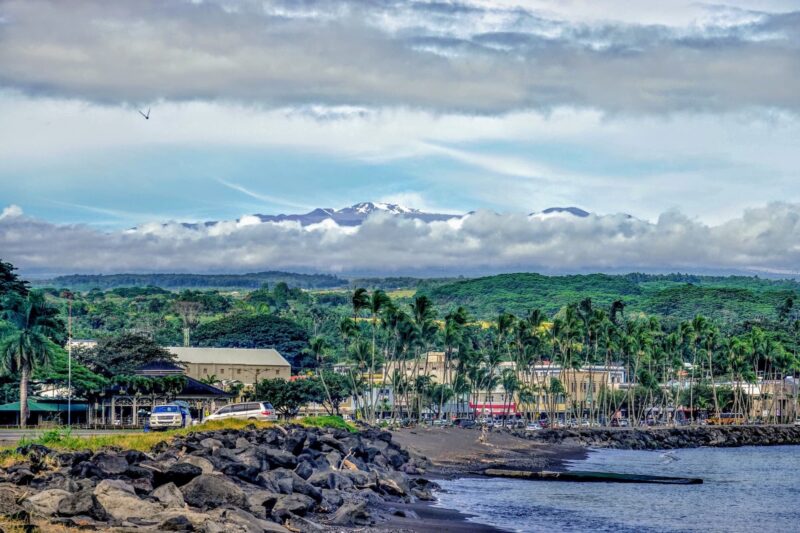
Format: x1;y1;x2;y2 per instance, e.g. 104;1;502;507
138;107;151;120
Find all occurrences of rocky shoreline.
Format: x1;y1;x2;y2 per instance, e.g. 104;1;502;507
512;424;800;450
0;425;441;532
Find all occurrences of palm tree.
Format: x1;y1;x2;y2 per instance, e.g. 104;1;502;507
367;290;391;422
500;368;519;425
308;336;333;402
0;292;61;427
440;307;468;418
200;374;219;386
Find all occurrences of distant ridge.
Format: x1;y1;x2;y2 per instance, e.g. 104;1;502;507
32;271;348;291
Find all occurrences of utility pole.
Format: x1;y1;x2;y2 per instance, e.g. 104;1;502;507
61;291;74;427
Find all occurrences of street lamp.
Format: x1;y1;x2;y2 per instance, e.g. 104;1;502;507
60;291;73;427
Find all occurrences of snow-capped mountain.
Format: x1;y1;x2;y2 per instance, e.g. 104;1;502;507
253;202;459;226
179;202;596;229
530;206;591;218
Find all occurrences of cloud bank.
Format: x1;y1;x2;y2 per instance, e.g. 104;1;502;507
2;203;800;277
1;0;798;113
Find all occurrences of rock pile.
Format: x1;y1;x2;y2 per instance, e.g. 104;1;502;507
0;425;434;531
514;424;800;449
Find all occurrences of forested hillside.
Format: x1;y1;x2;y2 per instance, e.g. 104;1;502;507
423;273;800;324
33;271;347;291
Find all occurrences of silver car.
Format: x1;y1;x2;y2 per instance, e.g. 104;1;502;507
205;401;278;422
149;404;193;430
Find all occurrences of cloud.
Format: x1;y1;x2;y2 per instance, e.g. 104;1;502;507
216;179;314;211
0;0;798;114
3;202;800;277
0;205;23;219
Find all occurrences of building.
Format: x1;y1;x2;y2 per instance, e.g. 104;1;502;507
97;360;232;426
167;347;291;386
0;398;89;427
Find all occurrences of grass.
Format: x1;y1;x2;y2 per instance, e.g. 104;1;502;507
0;416;357;460
298;415;357;433
2;418;277;455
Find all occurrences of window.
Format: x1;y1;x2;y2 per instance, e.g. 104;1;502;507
203;368;208;374
237;369;242;375
216;406;232;415
275;369;280;375
220;368;225;374
232;404;248;412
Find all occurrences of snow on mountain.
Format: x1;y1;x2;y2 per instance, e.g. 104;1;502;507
180;203;599;230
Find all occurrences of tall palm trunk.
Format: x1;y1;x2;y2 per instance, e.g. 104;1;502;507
19;365;29;428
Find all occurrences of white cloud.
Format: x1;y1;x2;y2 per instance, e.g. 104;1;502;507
3;202;800;277
0;205;23;219
0;0;798;114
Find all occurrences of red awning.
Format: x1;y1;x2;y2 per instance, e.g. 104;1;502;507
469;402;517;415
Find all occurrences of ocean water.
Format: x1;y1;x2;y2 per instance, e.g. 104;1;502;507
434;446;800;532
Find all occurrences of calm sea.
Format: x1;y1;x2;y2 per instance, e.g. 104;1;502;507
435;445;800;532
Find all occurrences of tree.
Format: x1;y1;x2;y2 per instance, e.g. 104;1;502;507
173;300;203;347
0;292;61;427
255;378;318;417
316;371;350;415
0;261;28;298
78;333;176;377
193;313;311;369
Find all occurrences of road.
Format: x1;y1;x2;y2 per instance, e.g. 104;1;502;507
0;428;141;446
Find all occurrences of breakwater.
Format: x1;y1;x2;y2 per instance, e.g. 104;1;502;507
0;425;433;531
513;424;800;449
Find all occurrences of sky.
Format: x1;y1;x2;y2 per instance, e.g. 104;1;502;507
1;0;799;276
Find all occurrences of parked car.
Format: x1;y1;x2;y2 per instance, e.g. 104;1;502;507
453;418;476;429
525;422;541;431
149;403;193;430
205;401;277;422
610;418;629;427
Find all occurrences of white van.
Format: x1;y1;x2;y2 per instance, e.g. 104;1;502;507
205;401;278;422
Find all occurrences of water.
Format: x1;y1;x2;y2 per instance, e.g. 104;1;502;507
434;446;800;532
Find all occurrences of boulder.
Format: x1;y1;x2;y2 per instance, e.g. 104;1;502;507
91;452;129;476
271;493;315;522
23;489;70;517
199;438;224;450
179;455;215;474
164;462;203;487
256;469;294;494
0;485;27;520
179;474;247;509
215;508;292;532
330;501;371;526
378;471;409;496
56;489;107;520
153;482;186;508
257;446;298;469
284;431;307;456
158;514;196;531
294;460;313;480
93;479;162;521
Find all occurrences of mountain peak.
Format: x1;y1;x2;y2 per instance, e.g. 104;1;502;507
535;206;591;218
346;202;420;215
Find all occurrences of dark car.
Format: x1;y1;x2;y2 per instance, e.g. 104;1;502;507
453;418;477;429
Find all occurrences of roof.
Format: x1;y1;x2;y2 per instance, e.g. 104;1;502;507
0;399;88;412
136;360;185;375
167;347;290;367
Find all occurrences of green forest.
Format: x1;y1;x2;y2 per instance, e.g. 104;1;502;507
2;259;799;427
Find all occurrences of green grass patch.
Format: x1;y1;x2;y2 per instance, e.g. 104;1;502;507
1;418;278;455
299;415;357;432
